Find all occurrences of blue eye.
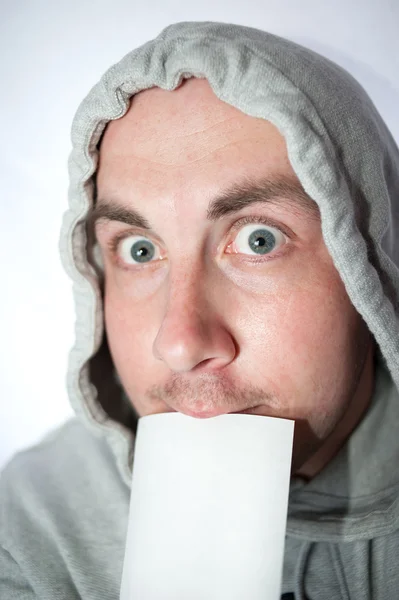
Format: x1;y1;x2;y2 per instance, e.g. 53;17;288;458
234;224;285;256
119;236;158;264
113;221;286;268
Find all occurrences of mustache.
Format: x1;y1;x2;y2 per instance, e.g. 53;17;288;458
146;373;279;413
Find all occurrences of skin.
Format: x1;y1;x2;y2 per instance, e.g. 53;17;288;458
94;77;375;477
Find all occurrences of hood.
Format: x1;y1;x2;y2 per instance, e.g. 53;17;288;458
59;21;399;542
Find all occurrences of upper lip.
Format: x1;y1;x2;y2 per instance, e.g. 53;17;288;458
169;405;262;418
232;405;262;415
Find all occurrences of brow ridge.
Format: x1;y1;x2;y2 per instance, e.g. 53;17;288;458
88;174;320;234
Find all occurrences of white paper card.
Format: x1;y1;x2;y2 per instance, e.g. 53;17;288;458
120;412;294;600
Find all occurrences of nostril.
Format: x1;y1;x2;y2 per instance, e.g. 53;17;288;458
193;358;214;371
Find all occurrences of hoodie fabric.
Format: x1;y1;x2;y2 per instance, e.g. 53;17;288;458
1;21;399;600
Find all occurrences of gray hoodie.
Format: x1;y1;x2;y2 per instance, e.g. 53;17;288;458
1;21;399;600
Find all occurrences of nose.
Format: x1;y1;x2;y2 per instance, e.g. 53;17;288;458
152;271;236;373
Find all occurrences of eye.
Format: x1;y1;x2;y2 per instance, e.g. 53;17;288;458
110;220;288;269
230;223;286;256
118;235;161;265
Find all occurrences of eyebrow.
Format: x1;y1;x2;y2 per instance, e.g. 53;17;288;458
88;174;320;234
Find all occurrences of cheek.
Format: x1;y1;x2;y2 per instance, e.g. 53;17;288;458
237;268;359;413
102;260;168;360
103;276;161;383
103;259;167;299
235;251;352;347
104;290;164;419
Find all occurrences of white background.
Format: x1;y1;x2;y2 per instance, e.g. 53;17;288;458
1;0;398;469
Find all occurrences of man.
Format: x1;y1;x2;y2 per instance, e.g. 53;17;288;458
1;20;399;599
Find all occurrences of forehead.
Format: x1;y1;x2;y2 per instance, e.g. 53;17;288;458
98;78;289;168
94;78;320;226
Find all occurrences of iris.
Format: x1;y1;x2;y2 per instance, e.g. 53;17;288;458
130;239;155;263
248;229;276;254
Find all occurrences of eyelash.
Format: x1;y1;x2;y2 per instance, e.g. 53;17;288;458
106;215;291;270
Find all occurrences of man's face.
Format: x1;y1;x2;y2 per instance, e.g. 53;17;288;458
94;78;371;470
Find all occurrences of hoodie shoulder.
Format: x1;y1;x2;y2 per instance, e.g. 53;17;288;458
1;419;107;503
0;419;129;599
0;418;130;548
0;417;128;520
